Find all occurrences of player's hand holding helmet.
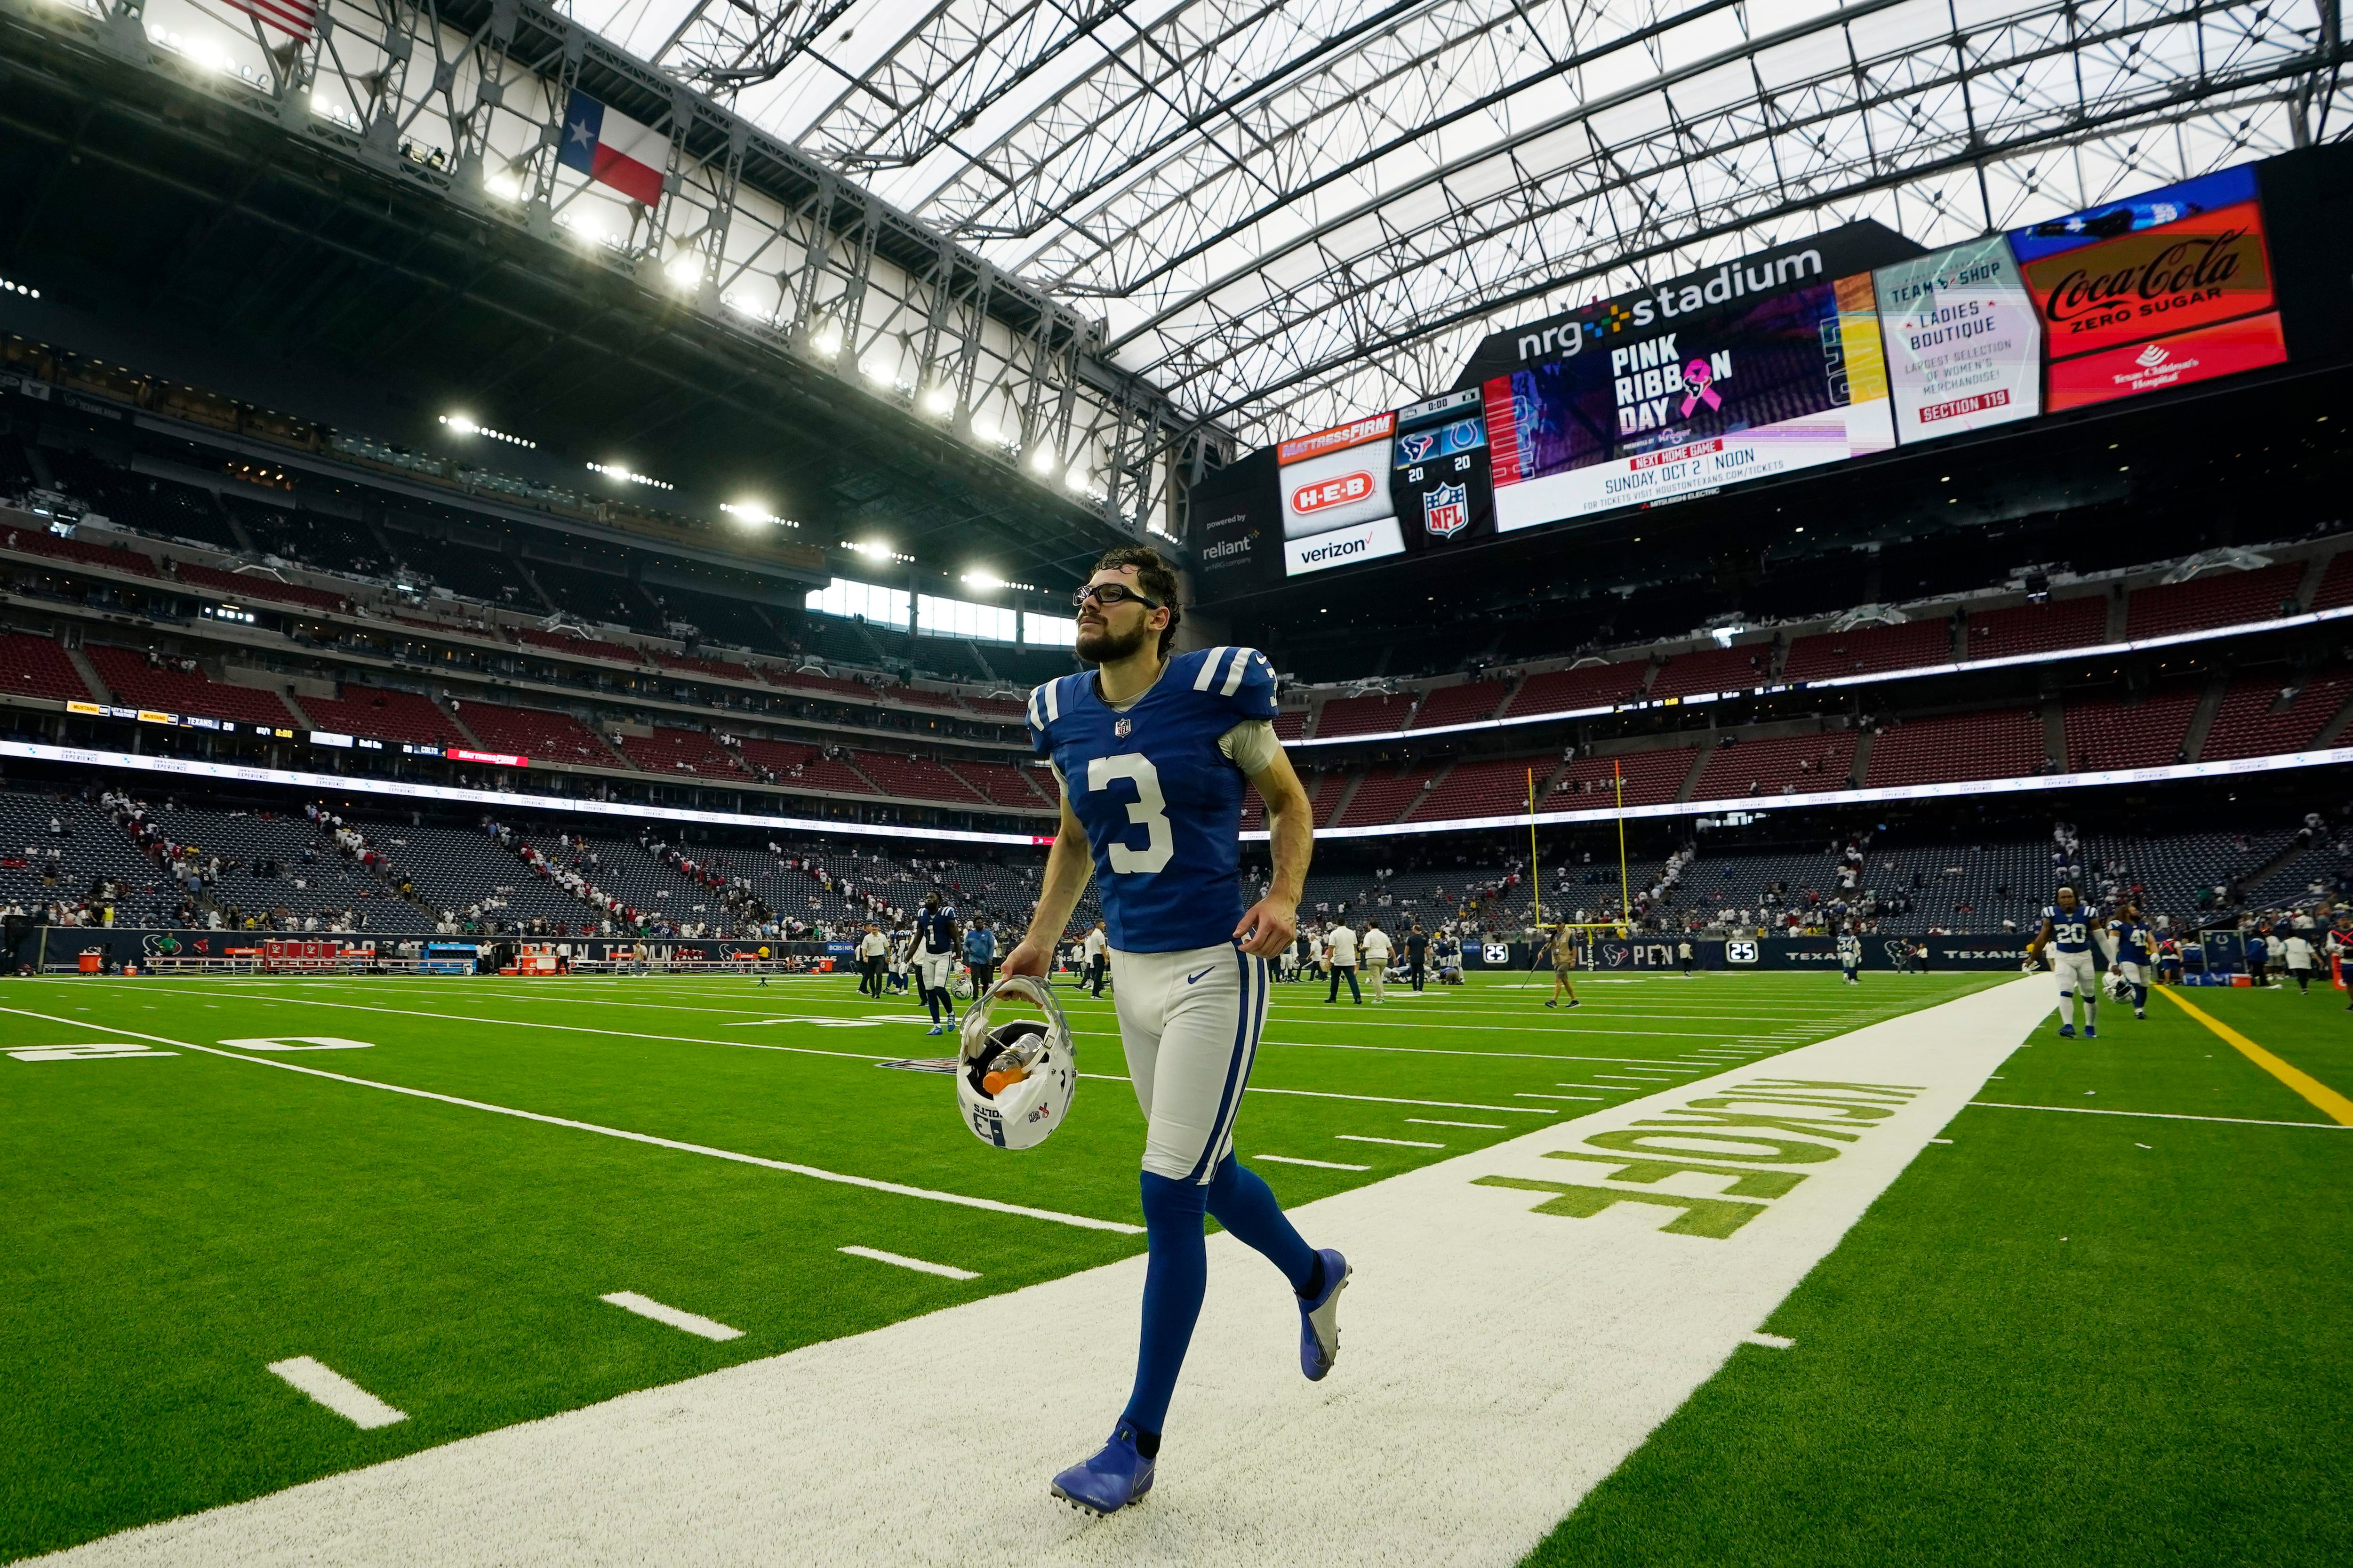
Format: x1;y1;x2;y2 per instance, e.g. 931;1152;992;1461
955;973;1077;1150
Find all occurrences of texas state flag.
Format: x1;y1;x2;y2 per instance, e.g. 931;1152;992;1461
558;91;667;208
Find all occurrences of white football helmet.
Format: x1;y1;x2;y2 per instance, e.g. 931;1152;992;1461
950;969;976;1000
955;973;1077;1151
2104;969;2134;1001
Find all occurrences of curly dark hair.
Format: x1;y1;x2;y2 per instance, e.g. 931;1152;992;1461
1090;546;1184;656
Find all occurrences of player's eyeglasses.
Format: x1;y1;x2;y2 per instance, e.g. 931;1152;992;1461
1072;583;1162;610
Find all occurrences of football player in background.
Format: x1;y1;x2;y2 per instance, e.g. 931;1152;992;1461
2106;901;2151;1018
1005;547;1346;1518
1837;926;1862;985
2027;885;2101;1038
913;892;960;1035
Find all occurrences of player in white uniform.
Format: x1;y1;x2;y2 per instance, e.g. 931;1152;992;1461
2027;886;2101;1038
1837;928;1863;985
1006;548;1345;1517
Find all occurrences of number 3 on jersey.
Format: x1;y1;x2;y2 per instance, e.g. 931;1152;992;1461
1088;752;1173;873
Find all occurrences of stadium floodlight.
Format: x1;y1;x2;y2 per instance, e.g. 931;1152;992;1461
810;322;843;356
586;462;674;492
663;255;703;291
961;571;1005;591
1029;448;1057;476
968;416;999;445
720;502;795;528
438;414;536;449
921;385;954;416
1064;466;1091;495
860;358;895;385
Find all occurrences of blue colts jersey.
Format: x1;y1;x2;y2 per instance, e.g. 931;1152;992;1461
1030;647;1279;953
2044;903;2098;953
913;908;956;954
2107;920;2146;963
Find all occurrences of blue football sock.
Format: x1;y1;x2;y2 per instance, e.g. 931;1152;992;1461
923;986;943;1024
1205;1152;1317;1293
1123;1172;1209;1438
2135;984;2148;1008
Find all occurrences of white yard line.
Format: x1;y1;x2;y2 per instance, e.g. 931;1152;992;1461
1969;1101;2352;1129
0;1007;1140;1236
600;1293;743;1342
1409;1119;1503;1129
839;1246;982;1281
40;977;2057;1568
1337;1135;1444;1149
265;1358;406;1430
1255;1155;1372;1171
1744;1333;1796;1351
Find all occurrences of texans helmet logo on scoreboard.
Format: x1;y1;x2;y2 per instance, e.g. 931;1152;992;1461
1423;481;1469;539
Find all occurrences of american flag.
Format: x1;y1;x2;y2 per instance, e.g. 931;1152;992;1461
229;0;319;42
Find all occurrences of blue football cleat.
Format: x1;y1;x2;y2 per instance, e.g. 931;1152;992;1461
2057;1024;2076;1038
2084;1025;2097;1039
1298;1248;1352;1381
1051;1423;1153;1515
925;1024;944;1036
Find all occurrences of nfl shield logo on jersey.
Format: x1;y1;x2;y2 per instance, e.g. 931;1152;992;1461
1423;482;1469;539
1113;717;1132;738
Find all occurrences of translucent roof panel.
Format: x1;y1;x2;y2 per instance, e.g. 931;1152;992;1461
584;0;2347;447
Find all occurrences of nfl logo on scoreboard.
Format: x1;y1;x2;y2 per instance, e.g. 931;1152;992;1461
1423;482;1469;540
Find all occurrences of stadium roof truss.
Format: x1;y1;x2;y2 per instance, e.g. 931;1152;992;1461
7;0;1212;540
586;0;2348;452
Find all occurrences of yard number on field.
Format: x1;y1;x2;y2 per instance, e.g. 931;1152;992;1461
8;1042;178;1062
217;1037;376;1051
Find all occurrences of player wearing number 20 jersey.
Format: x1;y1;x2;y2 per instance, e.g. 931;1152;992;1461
1028;644;1278;952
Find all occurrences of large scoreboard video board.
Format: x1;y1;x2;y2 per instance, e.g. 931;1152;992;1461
1190;149;2333;590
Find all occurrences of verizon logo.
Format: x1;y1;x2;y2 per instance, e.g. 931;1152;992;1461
1293;471;1375;515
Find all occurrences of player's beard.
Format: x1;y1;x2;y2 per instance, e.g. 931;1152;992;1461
1075;616;1152;664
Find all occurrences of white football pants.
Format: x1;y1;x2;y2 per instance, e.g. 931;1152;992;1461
1110;943;1270;1184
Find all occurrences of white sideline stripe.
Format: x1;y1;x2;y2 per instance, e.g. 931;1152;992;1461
1255;1155;1371;1171
840;1246;980;1281
1337;1135;1444;1148
0;1007;1141;1235
1969;1101;2353;1129
46;979;2061;1568
1518;1092;1603;1100
1248;1086;1558;1113
1745;1333;1796;1350
266;1358;406;1430
1409;1118;1503;1129
600;1292;743;1342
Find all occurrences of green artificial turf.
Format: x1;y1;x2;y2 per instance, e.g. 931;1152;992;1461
1523;982;2353;1568
0;968;1989;1559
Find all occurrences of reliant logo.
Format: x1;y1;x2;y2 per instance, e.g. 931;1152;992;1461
1202;536;1255;561
1293;471;1375;515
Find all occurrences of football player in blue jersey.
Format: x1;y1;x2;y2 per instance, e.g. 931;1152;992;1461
912;892;960;1035
1003;547;1344;1517
2105;902;2150;1019
2027;885;2101;1038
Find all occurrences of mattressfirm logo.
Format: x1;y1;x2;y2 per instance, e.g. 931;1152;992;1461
1422;482;1469;539
1292;470;1376;515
